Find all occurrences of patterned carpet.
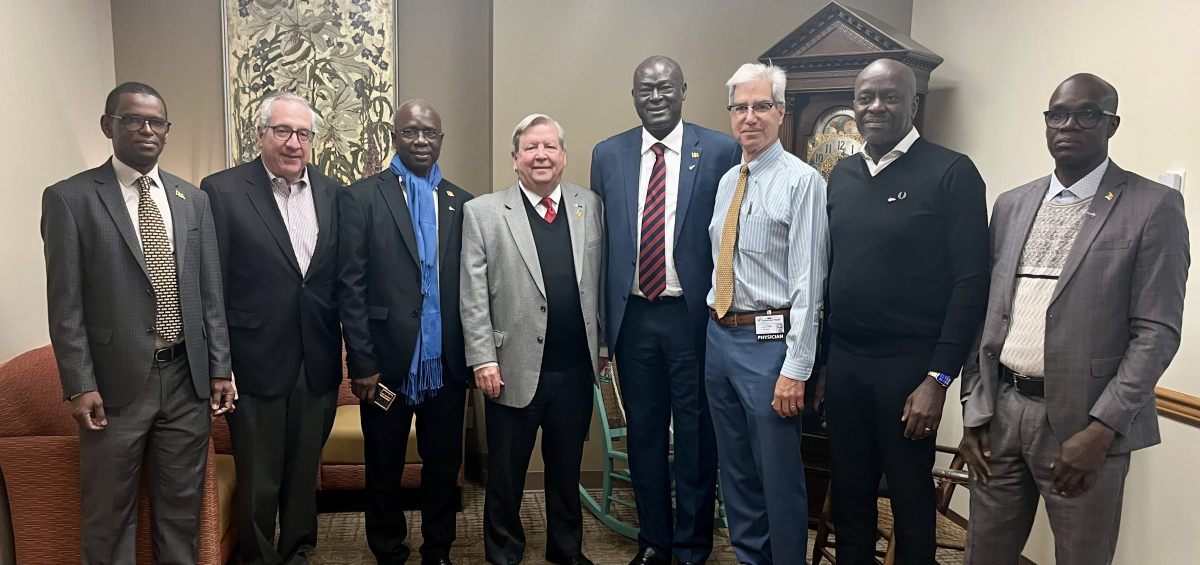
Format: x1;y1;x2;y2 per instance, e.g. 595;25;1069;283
292;483;964;565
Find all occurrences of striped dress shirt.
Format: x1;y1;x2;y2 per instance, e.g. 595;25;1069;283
707;140;830;380
266;164;319;276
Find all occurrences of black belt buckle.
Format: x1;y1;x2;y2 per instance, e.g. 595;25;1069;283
154;343;185;363
1003;365;1045;397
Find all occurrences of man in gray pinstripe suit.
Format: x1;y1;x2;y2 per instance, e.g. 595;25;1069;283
42;82;235;564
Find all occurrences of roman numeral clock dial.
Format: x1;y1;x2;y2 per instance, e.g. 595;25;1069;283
806;106;865;181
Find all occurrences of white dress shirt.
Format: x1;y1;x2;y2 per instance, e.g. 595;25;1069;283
632;121;684;297
861;126;921;176
265;164;319;276
519;182;562;218
113;157;174;252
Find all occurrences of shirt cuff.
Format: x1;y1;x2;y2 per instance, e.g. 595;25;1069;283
779;356;812;381
473;362;498;371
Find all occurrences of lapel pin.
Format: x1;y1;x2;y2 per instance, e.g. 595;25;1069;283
691;151;700;158
448;206;455;211
689;164;697;170
446;190;455;197
175;189;185;199
1105;191;1114;201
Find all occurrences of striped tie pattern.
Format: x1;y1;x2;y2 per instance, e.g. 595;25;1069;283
713;164;750;318
137;176;182;342
638;143;668;300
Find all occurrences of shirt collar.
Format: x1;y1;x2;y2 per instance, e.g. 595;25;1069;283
743;139;785;174
263;162;311;193
641;120;684;156
861;126;921;165
1046;157;1110;202
112;156;163;190
518;181;562;208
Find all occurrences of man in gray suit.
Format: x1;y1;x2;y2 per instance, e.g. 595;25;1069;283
960;74;1189;565
41;82;235;564
460;114;605;565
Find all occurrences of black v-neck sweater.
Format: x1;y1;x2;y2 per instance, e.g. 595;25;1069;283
823;137;990;377
523;196;590;372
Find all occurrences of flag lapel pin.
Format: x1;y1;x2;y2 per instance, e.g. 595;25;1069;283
691;151;700;158
1105;191;1114;201
446;190;455;197
175;189;185;199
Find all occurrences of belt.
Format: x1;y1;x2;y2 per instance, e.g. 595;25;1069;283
708;307;789;329
154;342;187;363
630;294;684;303
1000;364;1044;397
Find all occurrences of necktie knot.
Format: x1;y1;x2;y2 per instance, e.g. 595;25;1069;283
739;164;750;178
651;142;666;157
540;197;557;222
137;175;153;193
271;176;289;196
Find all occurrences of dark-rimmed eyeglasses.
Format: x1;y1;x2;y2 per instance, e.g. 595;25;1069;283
266;125;315;144
1044;109;1117;129
727;102;780;118
398;128;444;141
108;114;171;134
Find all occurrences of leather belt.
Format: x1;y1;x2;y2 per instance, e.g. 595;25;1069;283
154;342;187;363
1000;364;1044;397
708;308;789;329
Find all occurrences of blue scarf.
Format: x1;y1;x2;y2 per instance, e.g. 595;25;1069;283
390;155;443;404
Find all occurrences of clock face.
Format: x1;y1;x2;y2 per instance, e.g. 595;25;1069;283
807;106;864;180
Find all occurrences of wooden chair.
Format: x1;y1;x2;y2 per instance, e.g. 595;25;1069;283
812;445;969;565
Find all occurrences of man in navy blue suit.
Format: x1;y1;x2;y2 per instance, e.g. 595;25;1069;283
590;56;740;565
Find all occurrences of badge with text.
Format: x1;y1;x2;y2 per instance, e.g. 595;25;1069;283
373;383;397;411
755;313;785;341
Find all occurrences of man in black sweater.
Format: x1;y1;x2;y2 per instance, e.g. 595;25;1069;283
821;59;990;564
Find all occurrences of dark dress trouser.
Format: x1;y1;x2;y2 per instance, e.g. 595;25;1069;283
361;379;467;564
226;365;337;565
79;352;210;565
483;362;594;565
824;339;938;565
615;295;718;563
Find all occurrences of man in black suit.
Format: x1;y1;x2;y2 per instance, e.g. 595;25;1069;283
339;99;473;565
200;92;343;565
42;81;235;564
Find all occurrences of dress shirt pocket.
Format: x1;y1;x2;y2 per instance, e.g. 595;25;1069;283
368;306;389;320
86;325;112;344
493;330;505;348
1091;238;1133;251
1091;356;1124;378
738;216;787;254
225;309;263;329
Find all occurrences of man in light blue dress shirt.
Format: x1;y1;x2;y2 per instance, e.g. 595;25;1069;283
705;63;829;565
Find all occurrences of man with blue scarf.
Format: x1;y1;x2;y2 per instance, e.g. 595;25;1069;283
340;99;474;565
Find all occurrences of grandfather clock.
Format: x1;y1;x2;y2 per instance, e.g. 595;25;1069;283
760;1;943;181
757;1;945;524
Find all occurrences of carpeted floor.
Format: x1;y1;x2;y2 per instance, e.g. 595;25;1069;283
291;483;965;565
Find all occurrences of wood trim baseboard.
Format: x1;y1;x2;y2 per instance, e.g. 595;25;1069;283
1156;387;1200;427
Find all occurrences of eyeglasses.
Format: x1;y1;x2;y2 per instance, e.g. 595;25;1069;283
108;114;171;134
267;125;315;144
727;102;780;118
1044;109;1117;129
398;128;444;141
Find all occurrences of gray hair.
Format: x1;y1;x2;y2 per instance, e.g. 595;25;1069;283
256;92;318;130
726;63;787;105
511;113;566;154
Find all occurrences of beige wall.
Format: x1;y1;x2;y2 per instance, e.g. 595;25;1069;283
911;0;1200;563
490;0;913;192
0;0;115;364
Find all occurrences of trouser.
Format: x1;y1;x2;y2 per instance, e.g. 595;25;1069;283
226;367;338;565
964;383;1130;565
362;381;468;564
615;295;718;564
79;352;210;565
704;319;808;565
483;361;594;565
824;340;937;565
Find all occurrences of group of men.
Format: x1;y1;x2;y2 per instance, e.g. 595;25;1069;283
42;52;1187;565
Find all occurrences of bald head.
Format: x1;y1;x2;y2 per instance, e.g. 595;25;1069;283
856;59;917;100
633;55;687;140
393;99;443;177
1051;73;1118;113
853;59;920;156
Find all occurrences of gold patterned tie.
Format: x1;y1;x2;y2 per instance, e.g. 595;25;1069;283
137;176;183;342
714;164;750;318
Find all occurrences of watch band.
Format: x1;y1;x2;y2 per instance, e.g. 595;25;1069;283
927;371;954;387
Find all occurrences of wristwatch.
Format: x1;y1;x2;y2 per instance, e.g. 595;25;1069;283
927;371;954;388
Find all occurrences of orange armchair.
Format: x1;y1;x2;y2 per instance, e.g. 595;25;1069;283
0;346;237;564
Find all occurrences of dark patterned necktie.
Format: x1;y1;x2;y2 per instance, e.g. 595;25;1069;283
137;176;182;342
638;143;668;300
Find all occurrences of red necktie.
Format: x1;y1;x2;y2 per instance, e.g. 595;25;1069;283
638;143;668;300
540;197;556;223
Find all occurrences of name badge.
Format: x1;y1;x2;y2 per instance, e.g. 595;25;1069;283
755;314;785;341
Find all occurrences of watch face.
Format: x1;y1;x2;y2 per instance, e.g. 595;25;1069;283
807;106;864;181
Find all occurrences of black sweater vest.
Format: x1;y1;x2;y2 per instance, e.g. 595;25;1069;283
524;197;590;372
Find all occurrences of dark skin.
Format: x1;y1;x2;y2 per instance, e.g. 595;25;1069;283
78;93;236;428
632;56;686;141
962;74;1120;497
350;100;445;403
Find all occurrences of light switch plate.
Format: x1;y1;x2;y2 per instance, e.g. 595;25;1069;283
1159;170;1186;194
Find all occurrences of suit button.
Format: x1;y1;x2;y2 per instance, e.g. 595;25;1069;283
301;283;307;289
631;260;636;266
1048;314;1054;319
1001;315;1009;322
412;311;419;318
622;296;627;301
540;305;546;312
987;351;996;359
537;336;544;344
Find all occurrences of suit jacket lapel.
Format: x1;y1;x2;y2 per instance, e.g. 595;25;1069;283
564;186;586;284
1051;164;1127;303
306;166;333;281
623;134;642;244
437;181;456;269
502;185;546;297
674;123;701;243
997;179;1048;310
245;160;302;276
164;174;189;271
378;172;421;267
94;160;149;278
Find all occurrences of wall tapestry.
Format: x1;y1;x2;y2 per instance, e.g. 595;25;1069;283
223;0;395;184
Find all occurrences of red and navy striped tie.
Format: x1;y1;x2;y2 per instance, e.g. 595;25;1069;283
638;143;668;300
